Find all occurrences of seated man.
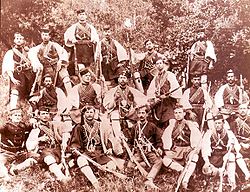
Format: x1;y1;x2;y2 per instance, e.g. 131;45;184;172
66;106;118;191
26;106;70;182
0;108;36;180
202;114;250;191
162;104;202;190
130;105;163;189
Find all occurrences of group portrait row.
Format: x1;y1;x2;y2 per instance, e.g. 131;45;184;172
1;8;250;192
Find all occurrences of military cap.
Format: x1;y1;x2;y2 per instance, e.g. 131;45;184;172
226;69;234;74
214;114;224;121
173;103;184;110
9;108;23;115
79;67;91;76
103;25;111;31
144;39;154;46
81;105;95;114
40;26;51;33
43;73;53;81
191;73;201;79
119;70;131;79
77;9;86;14
38;106;50;112
196;26;206;33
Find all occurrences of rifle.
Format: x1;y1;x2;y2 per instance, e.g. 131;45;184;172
73;45;80;78
200;81;212;132
61;149;71;178
217;143;234;192
135;139;151;167
186;51;190;87
30;69;43;97
239;74;244;105
72;148;127;179
121;138;148;177
175;132;205;192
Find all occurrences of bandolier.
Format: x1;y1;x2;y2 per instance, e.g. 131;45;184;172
37;88;58;113
100;39;119;81
222;85;240;112
172;120;191;148
38;42;59;78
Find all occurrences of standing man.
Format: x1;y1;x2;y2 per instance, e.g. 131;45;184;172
137;39;162;93
215;69;249;115
28;27;72;96
96;25;128;87
103;71;148;139
162;104;202;190
189;28;216;90
64;9;99;75
2;32;35;109
180;74;213;125
147;58;182;128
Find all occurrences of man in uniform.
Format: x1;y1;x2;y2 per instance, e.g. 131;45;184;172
0;108;36;180
162;104;202;190
215;69;249;115
131;105;163;189
29;74;69;117
189;28;216;90
103;71;148;139
96;25;128;87
28;27;72;96
2;32;35;109
26;106;70;182
147;58;182;128
64;9;99;75
202;114;250;191
66;106;118;191
180;74;213;125
137;39;162;93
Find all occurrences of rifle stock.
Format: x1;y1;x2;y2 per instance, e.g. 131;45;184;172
135;139;151;167
217;143;234;192
122;138;148;177
72;148;127;179
61;149;71;178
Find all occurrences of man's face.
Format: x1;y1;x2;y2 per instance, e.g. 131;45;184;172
214;119;224;132
155;59;165;71
145;40;154;51
81;72;91;83
84;109;95;121
43;77;53;88
41;32;50;43
174;108;185;121
191;77;201;87
238;104;248;117
10;112;22;123
14;35;24;46
197;32;205;40
137;107;147;121
104;29;111;40
78;12;88;24
39;111;51;122
226;72;235;85
118;75;128;87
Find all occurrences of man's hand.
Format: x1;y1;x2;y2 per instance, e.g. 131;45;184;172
56;60;62;71
105;148;113;155
11;77;20;85
156;148;163;156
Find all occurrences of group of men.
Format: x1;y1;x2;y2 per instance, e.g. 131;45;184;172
1;8;250;192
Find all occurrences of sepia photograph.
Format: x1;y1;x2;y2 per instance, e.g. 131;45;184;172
0;0;250;191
